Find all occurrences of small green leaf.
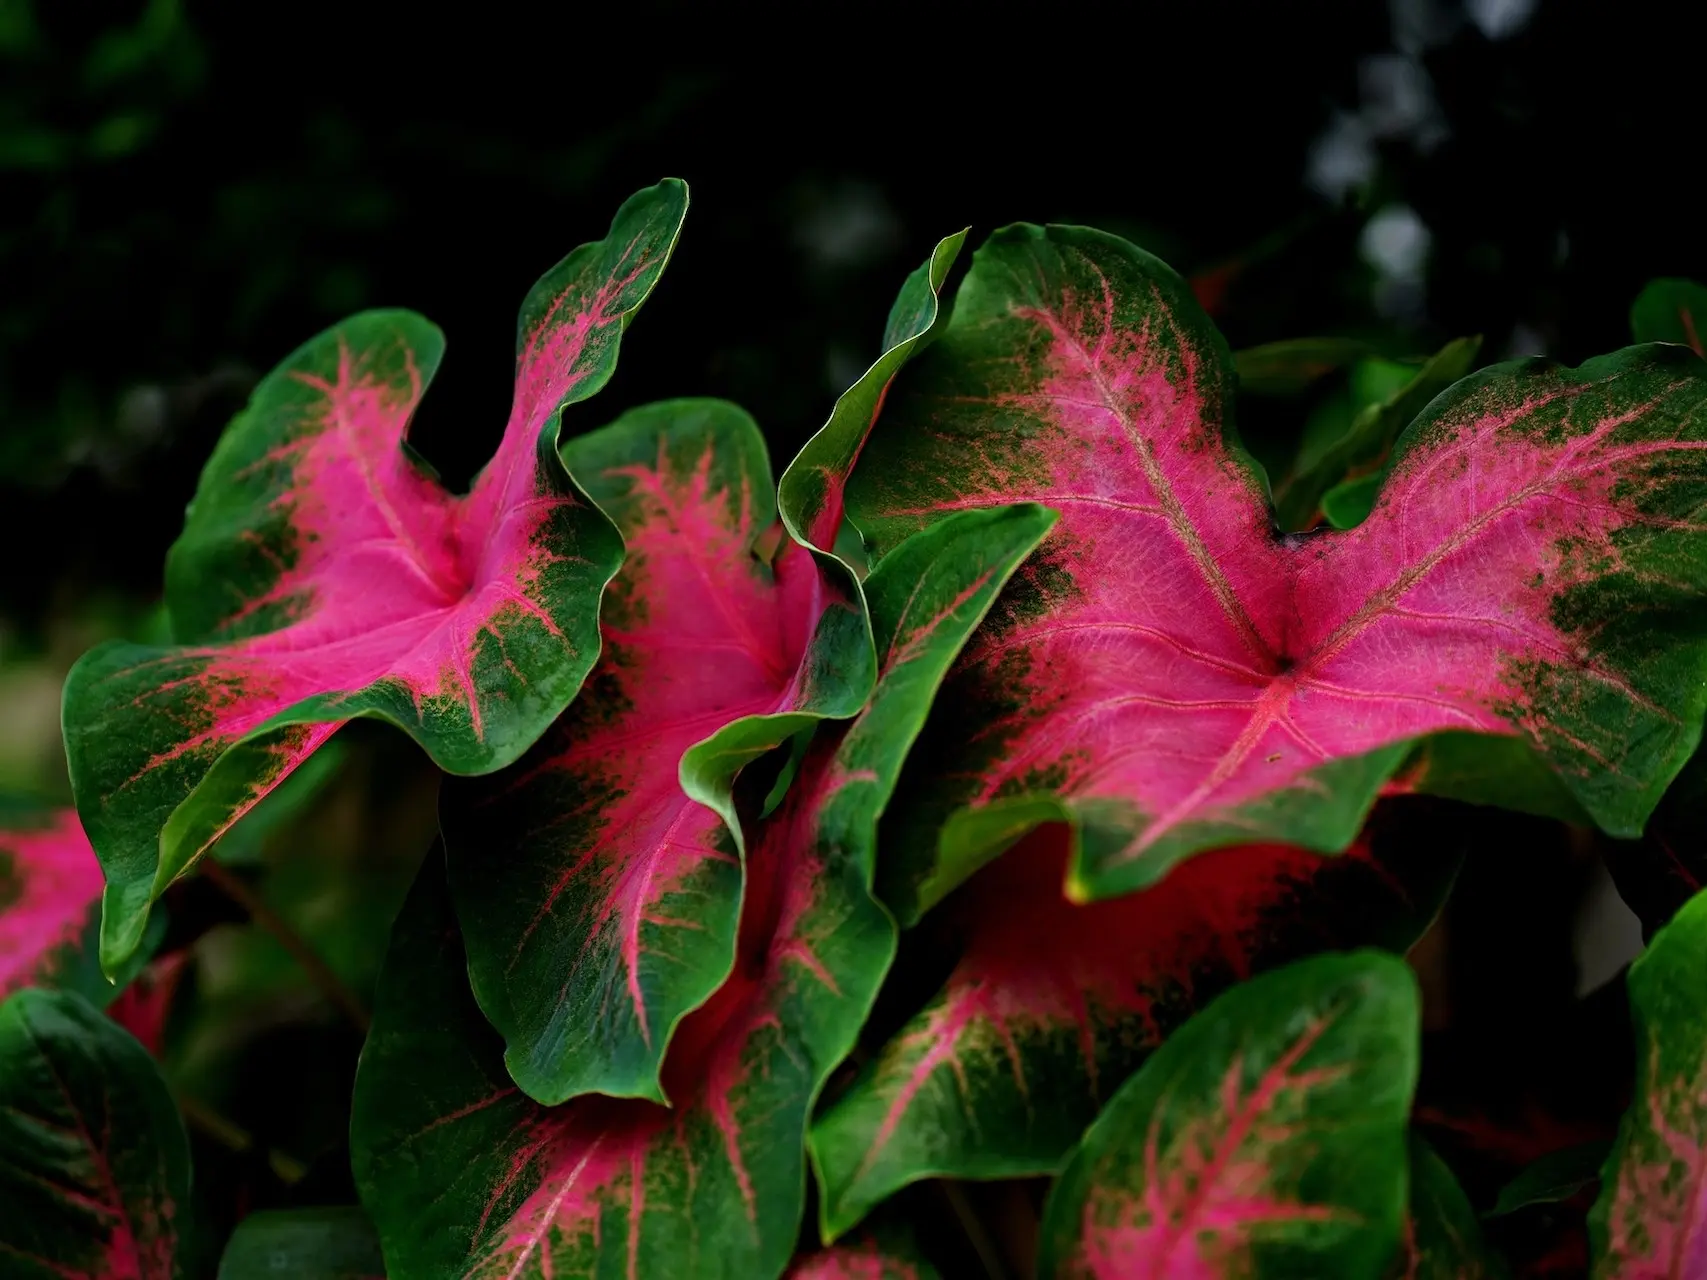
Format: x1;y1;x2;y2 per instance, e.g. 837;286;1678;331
1035;951;1419;1279
1275;337;1483;530
1233;337;1372;396
217;1207;384;1279
1630;279;1707;355
0;988;194;1278
1486;1141;1608;1218
1588;886;1707;1277
1394;1140;1510;1278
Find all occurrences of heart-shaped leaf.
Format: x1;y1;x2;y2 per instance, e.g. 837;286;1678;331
1394;1140;1510;1279
1;806;160;1004
810;808;1456;1236
216;1207;384;1280
0;987;194;1279
1588;885;1707;1277
62;180;687;974
831;223;1707;910
1631;279;1707;355
1034;951;1420;1279
354;505;1053;1278
441;398;877;1104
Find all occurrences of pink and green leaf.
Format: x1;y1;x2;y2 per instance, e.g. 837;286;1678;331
810;808;1457;1237
440;398;876;1104
778;231;966;560
1630;279;1707;356
1587;885;1707;1277
353;505;1054;1278
1;806;162;1005
1034;951;1420;1279
0;988;194;1279
787;1228;941;1279
835;222;1707;910
1392;1140;1511;1280
62;180;688;975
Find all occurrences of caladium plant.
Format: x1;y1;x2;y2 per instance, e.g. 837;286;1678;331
27;193;1707;1279
809;810;1461;1236
828;222;1707;912
1588;884;1707;1277
351;432;1056;1274
61;180;686;975
0;805;160;1005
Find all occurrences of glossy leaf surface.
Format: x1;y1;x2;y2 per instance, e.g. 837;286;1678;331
840;223;1707;908
442;398;873;1104
1035;951;1420;1279
1588;886;1707;1277
354;505;1053;1278
811;810;1456;1235
63;180;686;973
0;806;159;1003
216;1207;384;1280
1630;279;1707;355
0;988;193;1279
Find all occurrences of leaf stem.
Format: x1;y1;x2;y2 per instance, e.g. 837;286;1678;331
177;1092;308;1184
199;859;371;1032
941;1181;1010;1280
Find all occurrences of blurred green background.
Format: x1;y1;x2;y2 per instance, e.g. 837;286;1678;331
2;0;1701;1246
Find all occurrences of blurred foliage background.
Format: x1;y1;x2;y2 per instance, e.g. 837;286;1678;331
2;0;1702;1247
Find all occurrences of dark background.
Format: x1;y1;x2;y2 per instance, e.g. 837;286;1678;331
4;0;1701;634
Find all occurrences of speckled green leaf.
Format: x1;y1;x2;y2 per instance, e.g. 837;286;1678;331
1588;886;1707;1277
441;399;873;1105
834;222;1707;912
809;809;1456;1238
353;505;1054;1279
1035;951;1419;1279
63;181;687;975
0;988;194;1279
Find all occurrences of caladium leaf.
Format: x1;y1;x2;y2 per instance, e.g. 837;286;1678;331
1033;951;1420;1279
1630;279;1707;355
216;1207;384;1280
355;505;1052;1278
779;232;966;560
0;988;194;1279
787;1230;942;1279
0;806;161;1004
836;223;1707;910
810;807;1457;1236
1588;885;1707;1277
441;398;876;1104
1275;338;1484;531
63;180;687;975
1394;1140;1510;1279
